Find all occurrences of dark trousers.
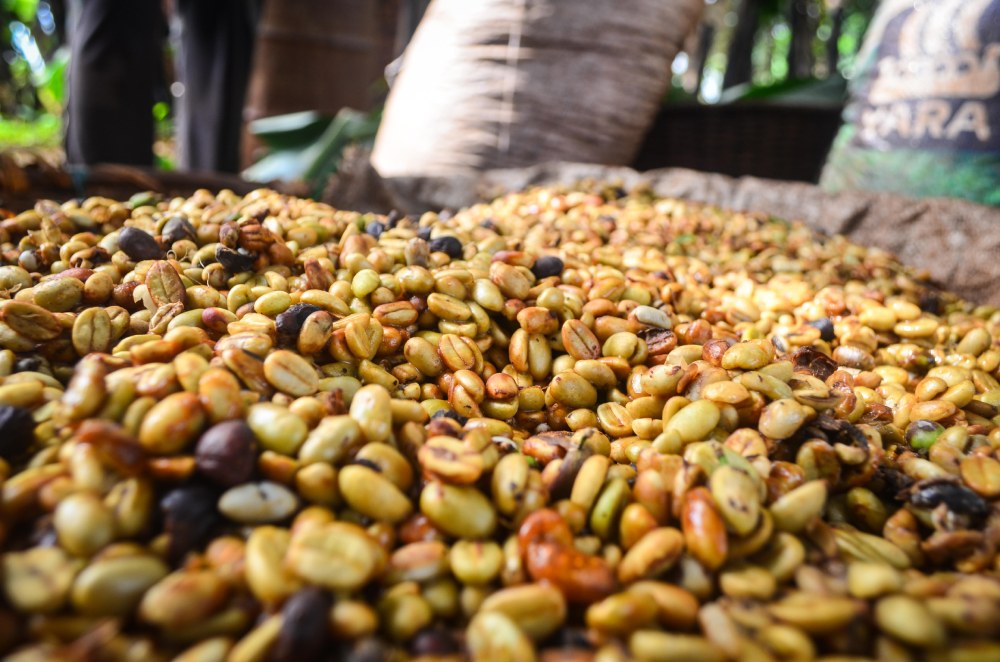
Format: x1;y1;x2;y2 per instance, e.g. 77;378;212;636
65;0;259;173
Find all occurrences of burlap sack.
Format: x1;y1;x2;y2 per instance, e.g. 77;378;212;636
821;0;1000;205
371;0;703;178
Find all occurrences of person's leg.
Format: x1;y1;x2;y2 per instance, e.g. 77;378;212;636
174;0;261;173
65;0;164;166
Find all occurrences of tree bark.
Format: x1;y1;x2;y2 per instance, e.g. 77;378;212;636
723;0;759;90
826;7;844;74
788;0;816;80
694;23;716;94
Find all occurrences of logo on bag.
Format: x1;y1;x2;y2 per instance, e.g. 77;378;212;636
856;0;999;151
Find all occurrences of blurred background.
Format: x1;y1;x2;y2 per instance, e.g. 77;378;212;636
0;0;877;196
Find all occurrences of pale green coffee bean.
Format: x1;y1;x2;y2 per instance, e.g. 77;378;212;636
664;399;720;443
247;403;308;455
629;631;725;662
298;415;363;465
420;482;497;539
770;480;827;533
285;522;386;592
339;464;412;524
71;554;169;616
245;526;302;604
350;384;393;442
33;277;84;312
253;290;291;316
53;491;115;556
218;482;299;524
874;595;947;649
352;269;381;298
1;547;80;613
479;583;567;641
466;611;536;662
449;541;503;586
758;398;810;440
709;466;760;536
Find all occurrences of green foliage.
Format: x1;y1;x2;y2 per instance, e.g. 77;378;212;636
719;74;846;105
243;107;382;197
674;0;878;105
0;113;58;147
1;0;64;146
31;44;66;114
3;0;37;24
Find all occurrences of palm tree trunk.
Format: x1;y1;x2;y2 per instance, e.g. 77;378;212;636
826;6;844;74
788;0;816;80
723;0;760;90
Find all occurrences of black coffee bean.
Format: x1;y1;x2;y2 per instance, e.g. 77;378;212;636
431;409;467;425
417;227;433;241
0;405;36;460
215;245;255;272
919;289;943;315
544;626;594;650
13;356;44;373
908;479;988;519
428;235;462;259
364;221;385;238
275;304;323;345
806;317;835;342
271;587;332;661
28;516;58;548
341;638;395;662
385;210;401;228
118;227;165;261
161;216;197;245
161;485;220;562
410;627;461;656
195;421;258;487
531;255;564;279
547;448;589;501
790;346;839;382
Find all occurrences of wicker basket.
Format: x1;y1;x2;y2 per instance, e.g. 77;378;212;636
633;103;844;183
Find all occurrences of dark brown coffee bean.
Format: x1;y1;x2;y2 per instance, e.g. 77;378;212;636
271;587;331;661
111;280;143;311
161;484;220;562
428;235;462;259
906;478;988;521
161;216;197;245
791;345;839;381
701;339;730;367
639;328;677;356
118;227;165;261
275;304;322;346
340;638;395;662
216;245;255;272
410;627;461;656
13;356;44;373
531;255;564;279
0;405;35;460
195;421;257;487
